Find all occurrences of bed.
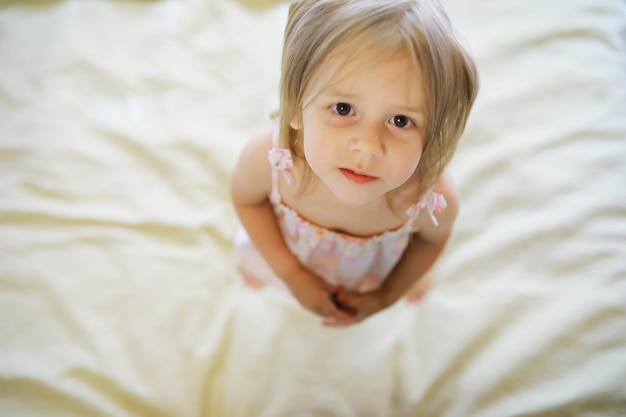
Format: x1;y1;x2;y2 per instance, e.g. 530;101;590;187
1;0;625;416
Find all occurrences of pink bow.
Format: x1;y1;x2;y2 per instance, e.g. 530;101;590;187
268;149;295;185
406;192;448;227
423;192;447;226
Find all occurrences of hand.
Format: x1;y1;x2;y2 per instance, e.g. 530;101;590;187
323;287;393;327
284;267;358;324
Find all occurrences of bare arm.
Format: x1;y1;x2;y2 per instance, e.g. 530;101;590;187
230;127;355;321
381;173;459;305
230;127;302;279
333;172;460;324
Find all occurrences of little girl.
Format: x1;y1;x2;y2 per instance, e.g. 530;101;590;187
231;0;478;326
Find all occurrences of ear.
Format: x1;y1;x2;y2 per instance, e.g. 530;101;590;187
290;115;301;130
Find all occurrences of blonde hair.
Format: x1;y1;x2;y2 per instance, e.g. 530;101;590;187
278;0;479;200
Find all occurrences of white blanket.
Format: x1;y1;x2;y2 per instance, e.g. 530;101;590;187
1;0;625;416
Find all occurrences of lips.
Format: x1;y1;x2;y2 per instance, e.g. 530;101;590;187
339;168;378;184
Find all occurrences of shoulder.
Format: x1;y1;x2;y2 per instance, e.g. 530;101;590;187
230;125;274;205
431;170;460;223
411;170;460;243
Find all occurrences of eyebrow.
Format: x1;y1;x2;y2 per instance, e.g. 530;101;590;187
323;88;359;100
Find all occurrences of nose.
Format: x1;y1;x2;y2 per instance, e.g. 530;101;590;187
350;122;384;158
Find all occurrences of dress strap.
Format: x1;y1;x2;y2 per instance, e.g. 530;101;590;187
271;119;280;148
405;191;448;227
267;123;294;204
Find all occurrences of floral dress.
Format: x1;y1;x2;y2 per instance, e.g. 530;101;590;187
234;132;447;293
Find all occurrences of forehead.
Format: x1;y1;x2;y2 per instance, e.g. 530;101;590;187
304;44;425;107
333;47;415;79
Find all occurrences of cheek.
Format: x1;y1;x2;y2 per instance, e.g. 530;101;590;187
302;129;325;170
393;148;422;182
302;120;331;159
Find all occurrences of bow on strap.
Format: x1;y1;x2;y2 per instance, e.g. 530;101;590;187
268;149;295;185
406;192;448;227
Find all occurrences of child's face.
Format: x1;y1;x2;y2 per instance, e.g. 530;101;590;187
293;47;426;206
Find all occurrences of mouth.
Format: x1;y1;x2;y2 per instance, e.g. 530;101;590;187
339;168;378;184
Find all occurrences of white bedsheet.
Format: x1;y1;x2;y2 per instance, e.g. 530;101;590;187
1;0;625;416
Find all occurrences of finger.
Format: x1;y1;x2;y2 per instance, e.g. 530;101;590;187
312;304;332;319
312;301;349;321
326;299;357;321
323;306;350;321
329;291;341;308
335;292;361;310
328;292;358;315
338;292;379;314
311;288;358;320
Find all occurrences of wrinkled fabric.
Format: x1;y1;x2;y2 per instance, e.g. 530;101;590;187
0;0;625;416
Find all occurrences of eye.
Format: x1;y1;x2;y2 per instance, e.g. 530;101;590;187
390;115;413;128
332;103;354;116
